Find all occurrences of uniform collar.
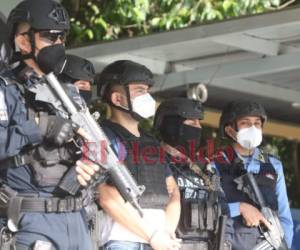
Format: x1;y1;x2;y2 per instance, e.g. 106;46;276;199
218;146;262;165
233;147;262;172
252;148;266;163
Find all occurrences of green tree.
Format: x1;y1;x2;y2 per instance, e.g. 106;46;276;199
62;0;296;47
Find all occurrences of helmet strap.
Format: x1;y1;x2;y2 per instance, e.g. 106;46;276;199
11;29;36;63
124;85;133;112
23;29;36;61
124;85;144;121
233;121;238;132
224;122;238;142
108;85;143;122
106;84;132;114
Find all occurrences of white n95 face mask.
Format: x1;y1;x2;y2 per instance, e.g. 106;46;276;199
236;125;262;149
131;93;156;119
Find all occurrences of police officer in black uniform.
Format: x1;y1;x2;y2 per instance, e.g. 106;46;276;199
96;60;182;250
214;100;293;250
0;0;99;249
153;98;232;250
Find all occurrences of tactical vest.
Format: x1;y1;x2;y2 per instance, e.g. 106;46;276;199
101;119;169;209
171;162;222;243
25;140;81;188
0;74;82;190
26;80;84;188
216;151;278;234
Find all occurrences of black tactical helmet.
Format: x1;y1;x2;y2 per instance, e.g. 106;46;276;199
219;100;267;138
154;98;204;130
96;60;154;101
7;0;70;49
61;54;95;83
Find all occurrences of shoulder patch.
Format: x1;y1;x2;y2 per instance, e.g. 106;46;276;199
258;149;280;163
0;89;8;121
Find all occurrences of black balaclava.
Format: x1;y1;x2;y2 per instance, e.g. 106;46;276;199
160;115;202;159
78;90;92;105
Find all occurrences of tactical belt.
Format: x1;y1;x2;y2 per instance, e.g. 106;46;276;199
0;184;84;215
0;155;84;213
0;184;84;233
0;155;30;169
0;195;84;214
18;196;83;213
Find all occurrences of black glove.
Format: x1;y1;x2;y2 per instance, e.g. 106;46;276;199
39;115;78;146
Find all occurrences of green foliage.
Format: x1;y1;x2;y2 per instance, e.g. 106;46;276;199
62;0;283;47
263;136;300;208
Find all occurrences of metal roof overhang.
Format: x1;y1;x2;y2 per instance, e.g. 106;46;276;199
67;7;300;140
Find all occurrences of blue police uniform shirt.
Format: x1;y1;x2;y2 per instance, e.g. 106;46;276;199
213;147;294;248
0;74;42;159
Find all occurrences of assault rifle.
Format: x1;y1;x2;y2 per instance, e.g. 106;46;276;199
30;68;145;216
234;173;288;250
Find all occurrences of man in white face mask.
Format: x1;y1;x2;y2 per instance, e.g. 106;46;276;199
95;60;181;250
213;100;293;250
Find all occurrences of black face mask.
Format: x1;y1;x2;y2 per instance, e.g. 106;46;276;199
179;124;202;160
160;116;202;159
37;44;66;74
79;90;92;105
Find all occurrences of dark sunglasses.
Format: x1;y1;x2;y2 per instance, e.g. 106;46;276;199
20;29;67;44
37;30;67;43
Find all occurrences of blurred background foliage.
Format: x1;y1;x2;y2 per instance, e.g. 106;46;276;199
62;0;296;47
64;0;300;207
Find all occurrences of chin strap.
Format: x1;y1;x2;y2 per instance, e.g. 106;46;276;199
11;29;36;64
109;101;144;122
108;85;144;122
123;85;145;121
11;52;33;63
124;85;133;112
